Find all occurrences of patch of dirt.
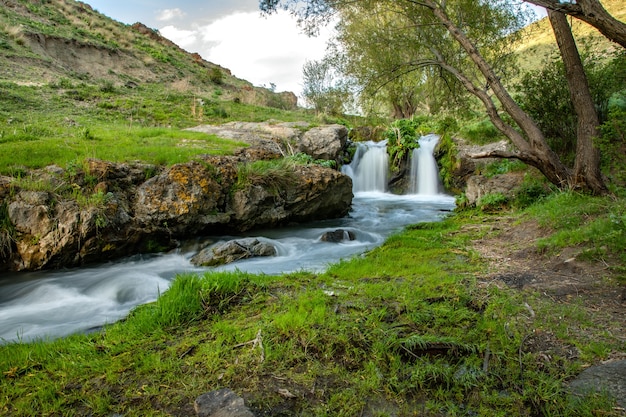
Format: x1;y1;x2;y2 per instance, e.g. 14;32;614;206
469;215;626;358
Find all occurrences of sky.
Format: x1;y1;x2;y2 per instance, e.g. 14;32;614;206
84;0;334;97
83;1;546;99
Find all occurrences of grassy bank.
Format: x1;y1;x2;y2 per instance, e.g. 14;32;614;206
1;191;624;416
0;80;331;175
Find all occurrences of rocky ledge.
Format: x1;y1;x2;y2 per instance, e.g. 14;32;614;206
0;123;353;272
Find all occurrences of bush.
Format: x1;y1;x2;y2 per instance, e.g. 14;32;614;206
477;192;509;212
459;119;503;145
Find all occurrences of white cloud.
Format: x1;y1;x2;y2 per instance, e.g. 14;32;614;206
156;8;186;22
158;10;332;97
159;25;198;49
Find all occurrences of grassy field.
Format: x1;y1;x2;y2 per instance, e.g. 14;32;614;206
1;191;625;416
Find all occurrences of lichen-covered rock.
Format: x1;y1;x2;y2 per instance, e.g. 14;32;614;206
134;160;230;232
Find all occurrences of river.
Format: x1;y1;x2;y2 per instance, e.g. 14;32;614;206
0;135;456;344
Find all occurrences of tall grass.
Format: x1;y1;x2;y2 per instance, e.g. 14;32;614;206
525;191;626;265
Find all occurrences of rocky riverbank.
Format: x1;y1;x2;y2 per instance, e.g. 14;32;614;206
0;123;353;272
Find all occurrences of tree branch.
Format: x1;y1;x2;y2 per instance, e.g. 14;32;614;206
524;0;626;48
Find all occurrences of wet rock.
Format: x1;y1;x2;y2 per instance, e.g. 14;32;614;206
569;360;626;408
320;229;356;243
194;388;254;417
191;238;277;267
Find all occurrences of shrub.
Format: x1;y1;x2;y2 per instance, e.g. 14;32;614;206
477;192;509;212
209;67;224;85
459;119;503;145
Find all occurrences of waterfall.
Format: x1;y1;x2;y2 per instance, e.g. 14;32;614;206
410;134;441;195
341;140;389;193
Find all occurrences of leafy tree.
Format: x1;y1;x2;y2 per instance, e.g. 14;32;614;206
260;0;614;193
301;58;351;115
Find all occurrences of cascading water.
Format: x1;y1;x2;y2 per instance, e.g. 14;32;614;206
410;134;441;195
341;140;389;192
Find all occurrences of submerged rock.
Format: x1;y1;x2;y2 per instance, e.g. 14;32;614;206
320;229;356;243
191;238;277;267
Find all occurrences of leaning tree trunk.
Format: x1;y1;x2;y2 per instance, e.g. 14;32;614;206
425;1;574;189
549;9;608;194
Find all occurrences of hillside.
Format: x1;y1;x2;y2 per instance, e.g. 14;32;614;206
514;0;625;72
0;0;297;109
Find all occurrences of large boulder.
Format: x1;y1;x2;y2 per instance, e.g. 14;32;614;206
298;124;349;163
465;172;525;206
446;138;511;191
134;160;232;233
187;122;349;164
230;164;353;231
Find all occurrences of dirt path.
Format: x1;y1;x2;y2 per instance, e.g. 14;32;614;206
468;215;626;361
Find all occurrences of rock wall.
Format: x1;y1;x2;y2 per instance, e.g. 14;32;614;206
0;135;353;272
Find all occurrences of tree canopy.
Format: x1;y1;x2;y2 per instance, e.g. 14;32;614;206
260;0;623;193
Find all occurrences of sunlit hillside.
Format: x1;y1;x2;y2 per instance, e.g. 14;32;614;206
514;0;625;72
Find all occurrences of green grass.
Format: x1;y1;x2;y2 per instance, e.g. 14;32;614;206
525;191;626;266
1;209;622;416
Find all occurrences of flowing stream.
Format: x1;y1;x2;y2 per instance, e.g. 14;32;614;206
0;136;455;344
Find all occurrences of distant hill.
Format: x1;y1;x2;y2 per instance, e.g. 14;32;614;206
0;0;297;109
513;0;625;73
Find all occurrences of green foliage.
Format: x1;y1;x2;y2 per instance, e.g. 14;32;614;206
383;118;425;171
459;119;503;145
209;67;224;85
516;51;626;165
512;174;553;209
302;58;352;116
434;132;458;192
477;192;509;212
287;152;337;168
597;108;626;188
483;159;527;178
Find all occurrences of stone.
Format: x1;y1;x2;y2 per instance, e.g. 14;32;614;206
231;165;353;231
568;360;626;409
191;238;277;267
194;388;254;417
320;229;356;243
465;172;525;206
299;124;349;163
